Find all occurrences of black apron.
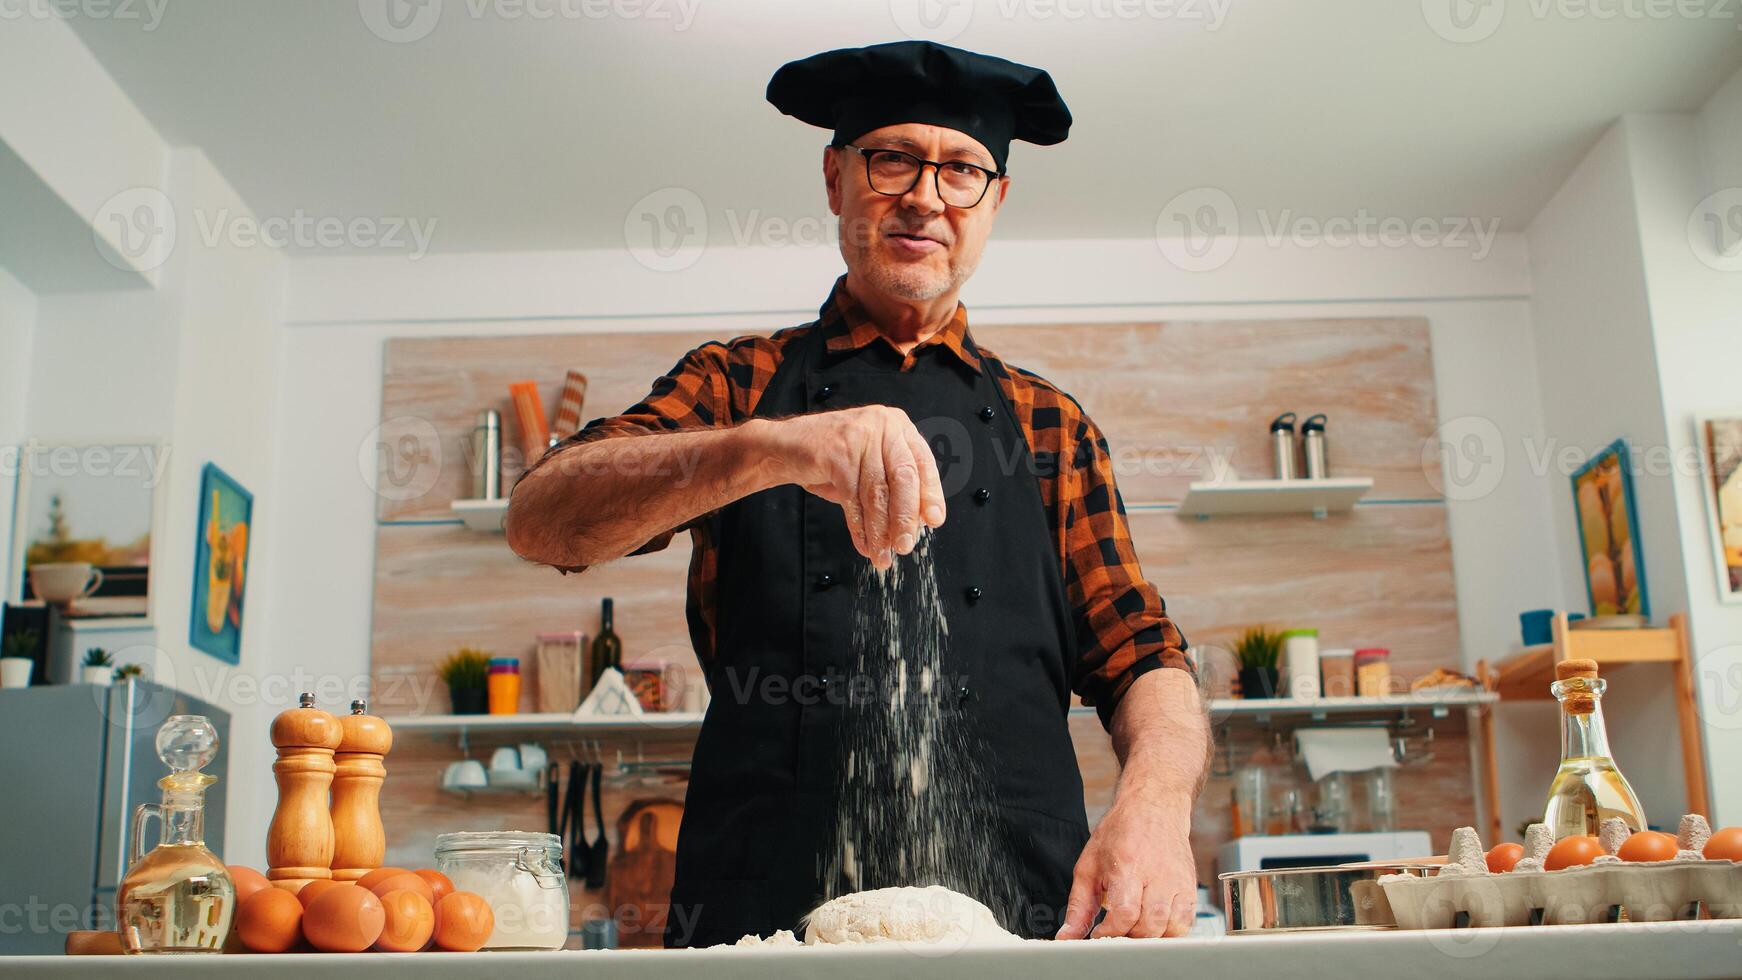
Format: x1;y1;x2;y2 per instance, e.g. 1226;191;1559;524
665;323;1089;947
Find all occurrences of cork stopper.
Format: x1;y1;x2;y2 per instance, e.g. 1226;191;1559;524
1554;659;1600;714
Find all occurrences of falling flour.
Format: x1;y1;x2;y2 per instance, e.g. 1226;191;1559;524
818;530;1018;932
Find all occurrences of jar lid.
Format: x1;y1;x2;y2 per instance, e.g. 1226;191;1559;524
435;830;561;857
1354;647;1390;662
1280;628;1318;638
1319;648;1355;659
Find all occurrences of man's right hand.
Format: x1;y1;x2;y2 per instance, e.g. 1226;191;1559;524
755;406;946;568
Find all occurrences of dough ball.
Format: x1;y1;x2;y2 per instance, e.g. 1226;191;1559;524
802;886;1016;946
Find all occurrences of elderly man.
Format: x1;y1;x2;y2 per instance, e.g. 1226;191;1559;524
507;40;1207;946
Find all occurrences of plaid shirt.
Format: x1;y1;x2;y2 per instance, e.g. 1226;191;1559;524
534;276;1190;726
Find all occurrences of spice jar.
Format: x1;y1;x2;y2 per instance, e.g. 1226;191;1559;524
1355;648;1391;697
434;831;568;950
1319;648;1355;698
488;657;521;715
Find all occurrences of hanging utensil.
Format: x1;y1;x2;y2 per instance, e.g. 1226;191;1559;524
587;759;609;889
566;759;588;881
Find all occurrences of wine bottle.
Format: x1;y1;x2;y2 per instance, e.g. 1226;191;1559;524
590;598;622;686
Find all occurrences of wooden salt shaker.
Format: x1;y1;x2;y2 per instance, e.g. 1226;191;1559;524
267;693;343;892
331;699;393;881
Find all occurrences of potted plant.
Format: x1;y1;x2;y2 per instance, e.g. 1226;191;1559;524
440;647;491;715
82;648;114;686
113;663;147;685
1;629;38;688
1234;625;1283;699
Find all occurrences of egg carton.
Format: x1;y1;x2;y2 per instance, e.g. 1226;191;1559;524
1380;860;1742;929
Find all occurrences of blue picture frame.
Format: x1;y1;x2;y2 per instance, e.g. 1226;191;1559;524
1569;439;1650;619
189;463;252;663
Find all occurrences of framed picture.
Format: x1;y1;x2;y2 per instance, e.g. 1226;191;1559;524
7;441;163;620
1696;417;1742;604
1570;439;1650;619
189;463;252;663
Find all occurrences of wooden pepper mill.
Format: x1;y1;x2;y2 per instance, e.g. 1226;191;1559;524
331;699;393;881
267;693;343;893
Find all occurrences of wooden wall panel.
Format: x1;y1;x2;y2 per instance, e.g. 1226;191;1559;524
1128;506;1460;682
370;524;697;715
370;316;1470;925
377;330;727;521
971;319;1440;503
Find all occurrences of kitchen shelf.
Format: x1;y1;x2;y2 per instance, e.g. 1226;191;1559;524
450;497;508;532
385;710;706;735
1205;691;1494;720
1177;477;1374;519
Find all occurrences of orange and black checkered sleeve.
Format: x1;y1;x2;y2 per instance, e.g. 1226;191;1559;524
518;341;741;566
1057;403;1194;729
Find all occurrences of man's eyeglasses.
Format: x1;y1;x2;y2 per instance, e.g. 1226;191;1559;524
836;144;1003;209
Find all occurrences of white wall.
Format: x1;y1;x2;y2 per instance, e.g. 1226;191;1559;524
276;234;1556;842
1622;106;1742;824
0;265;38;602
1518;121;1692;833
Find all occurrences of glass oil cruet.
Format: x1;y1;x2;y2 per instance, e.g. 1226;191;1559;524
118;714;236;953
1542;658;1647;839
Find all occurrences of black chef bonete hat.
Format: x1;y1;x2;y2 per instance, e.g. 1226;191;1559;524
766;40;1071;174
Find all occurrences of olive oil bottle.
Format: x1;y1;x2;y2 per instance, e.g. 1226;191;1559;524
1541;658;1647;839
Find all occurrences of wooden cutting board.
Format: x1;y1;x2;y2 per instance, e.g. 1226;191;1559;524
604;799;683;948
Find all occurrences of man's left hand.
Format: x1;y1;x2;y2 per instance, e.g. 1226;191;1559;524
1055;793;1198;939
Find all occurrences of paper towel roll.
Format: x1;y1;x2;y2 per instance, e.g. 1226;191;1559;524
1293;728;1397;782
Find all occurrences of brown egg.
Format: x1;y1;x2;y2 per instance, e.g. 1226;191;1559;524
1544;834;1604;871
236;887;303;953
228;865;271;907
432;891;493;952
357;866;412;892
1705;826;1742;862
1485;842;1524;873
302;884;386;953
296;878;345;909
376;890;436;952
413;869;455;905
368;872;436;906
1617;830;1678;863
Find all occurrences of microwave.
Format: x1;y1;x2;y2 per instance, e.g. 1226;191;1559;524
1218;831;1433;876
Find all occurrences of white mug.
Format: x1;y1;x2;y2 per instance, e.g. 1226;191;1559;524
441;759;488;790
488;746;520;772
517;742;547;773
29;562;104;603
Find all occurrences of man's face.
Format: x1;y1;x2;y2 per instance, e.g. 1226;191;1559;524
825;123;1009;303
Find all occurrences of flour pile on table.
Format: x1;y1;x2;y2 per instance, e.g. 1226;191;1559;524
821;530;1017;927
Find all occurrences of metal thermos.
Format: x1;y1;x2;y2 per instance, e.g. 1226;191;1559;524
472;409;502;500
1302;414;1328;479
1269;412;1299;480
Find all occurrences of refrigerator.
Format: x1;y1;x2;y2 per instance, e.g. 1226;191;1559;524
0;681;228;955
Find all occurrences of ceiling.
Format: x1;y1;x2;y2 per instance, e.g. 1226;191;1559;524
64;0;1742;255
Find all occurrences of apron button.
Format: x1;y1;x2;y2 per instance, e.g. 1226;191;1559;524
957;685;972;706
977;405;995;422
973;487;990;504
817;573;836;589
816;384;835;402
965;586;982;603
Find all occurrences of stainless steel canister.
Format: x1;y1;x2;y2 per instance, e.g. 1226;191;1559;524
1219;863;1439;933
1302;413;1328;479
472;409;501;500
1270;412;1299;480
